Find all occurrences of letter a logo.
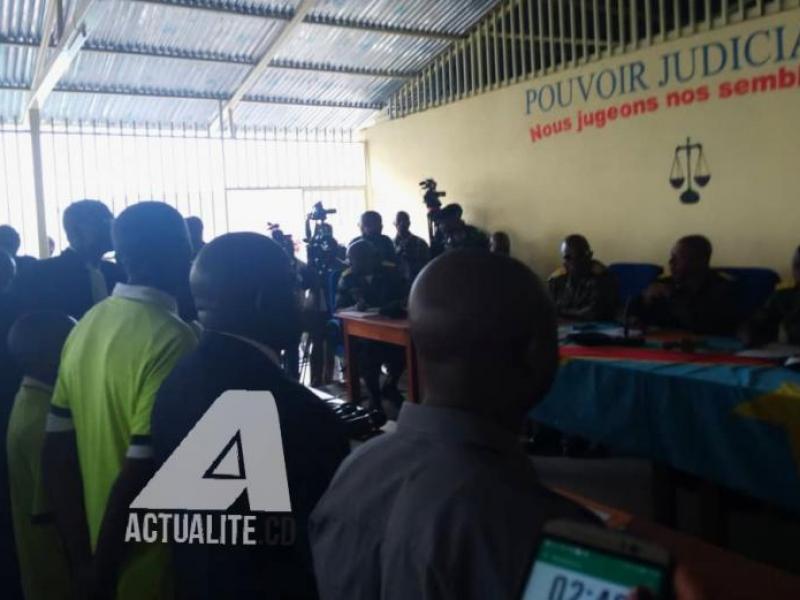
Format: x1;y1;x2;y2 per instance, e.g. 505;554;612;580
131;390;291;512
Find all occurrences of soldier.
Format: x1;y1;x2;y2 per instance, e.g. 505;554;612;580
336;241;407;418
637;235;738;335
548;234;618;321
431;204;490;254
393;211;429;283
741;245;800;346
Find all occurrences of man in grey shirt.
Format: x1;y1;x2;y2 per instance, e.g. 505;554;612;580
309;249;596;600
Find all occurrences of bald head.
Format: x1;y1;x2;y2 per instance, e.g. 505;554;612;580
561;234;593;277
410;250;557;430
0;225;20;256
8;311;75;384
0;249;15;293
191;232;299;349
670;235;712;283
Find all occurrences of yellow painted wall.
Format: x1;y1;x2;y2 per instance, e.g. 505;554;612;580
365;10;800;281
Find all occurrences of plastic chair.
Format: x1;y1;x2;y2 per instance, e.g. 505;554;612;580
717;267;780;321
607;263;664;304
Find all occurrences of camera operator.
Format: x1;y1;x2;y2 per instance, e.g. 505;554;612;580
432;203;490;253
336;240;407;420
349;211;397;265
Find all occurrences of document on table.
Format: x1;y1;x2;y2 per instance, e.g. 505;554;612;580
736;343;800;359
337;308;381;318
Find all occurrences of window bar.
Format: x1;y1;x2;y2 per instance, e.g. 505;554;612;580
618;0;625;51
689;0;696;32
448;52;455;101
456;41;463;98
48;120;63;246
644;0;652;45
756;0;764;15
517;0;527;78
630;0;638;49
509;1;518;82
537;0;546;73
579;0;587;62
721;0;728;24
480;20;487;90
704;0;711;30
659;0;666;41
528;0;536;74
0;123;11;224
548;0;556;68
493;8;500;86
470;29;478;93
78;120;88;198
13;120;27;244
558;0;566;67
569;0;577;66
593;0;601;59
501;2;509;84
674;0;681;36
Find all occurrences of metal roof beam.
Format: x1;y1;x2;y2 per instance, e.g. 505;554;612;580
128;0;464;40
25;0;96;113
219;0;316;128
3;83;382;111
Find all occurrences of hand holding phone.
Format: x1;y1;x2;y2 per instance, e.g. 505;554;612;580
520;520;672;600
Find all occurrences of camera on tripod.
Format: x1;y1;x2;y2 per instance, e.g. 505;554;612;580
419;178;446;210
304;202;340;275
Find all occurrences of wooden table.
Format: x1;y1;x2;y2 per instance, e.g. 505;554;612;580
337;312;420;404
556;487;800;600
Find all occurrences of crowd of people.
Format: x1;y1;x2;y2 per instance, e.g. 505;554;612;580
0;196;797;600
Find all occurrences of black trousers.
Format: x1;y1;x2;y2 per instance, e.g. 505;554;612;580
356;340;405;410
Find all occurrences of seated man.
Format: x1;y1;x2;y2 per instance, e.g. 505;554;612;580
152;233;349;599
13;200;125;319
43;202;197;600
431;203;490;253
311;250;597;599
548;234;618;321
741;246;800;346
336;240;407;415
349;211;397;265
393;211;429;282
637;235;738;335
7;311;75;600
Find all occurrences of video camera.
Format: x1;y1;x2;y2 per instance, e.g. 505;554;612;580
304;202;341;275
419;178;446;210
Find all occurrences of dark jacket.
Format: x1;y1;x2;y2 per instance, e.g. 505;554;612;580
151;332;350;599
638;271;738;335
349;234;397;265
11;248;125;319
394;233;430;283
744;286;800;345
445;225;490;253
335;263;407;311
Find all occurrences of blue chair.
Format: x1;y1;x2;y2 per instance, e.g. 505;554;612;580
717;267;780;321
607;263;664;304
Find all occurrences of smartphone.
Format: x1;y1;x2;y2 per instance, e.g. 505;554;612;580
519;520;672;600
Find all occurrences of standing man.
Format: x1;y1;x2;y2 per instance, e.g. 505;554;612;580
185;216;206;259
350;211;397;264
431;203;490;254
0;224;37;272
637;235;737;335
548;234;618;321
13;200;125;319
393;211;429;283
152;233;349;599
43;202;197;600
311;250;596;599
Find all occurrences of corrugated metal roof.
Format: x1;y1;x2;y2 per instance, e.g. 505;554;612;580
274;24;450;72
0;0;499;129
234;101;377;130
87;2;283;63
62;52;249;97
43;90;220;125
310;0;497;36
249;67;404;105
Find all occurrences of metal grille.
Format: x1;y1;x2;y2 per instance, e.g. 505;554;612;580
388;0;800;118
0;120;366;256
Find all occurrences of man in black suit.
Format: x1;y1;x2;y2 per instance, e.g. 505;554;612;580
0;224;37;273
151;233;349;599
13;200;124;319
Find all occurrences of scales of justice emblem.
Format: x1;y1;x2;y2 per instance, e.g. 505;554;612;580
669;137;711;204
